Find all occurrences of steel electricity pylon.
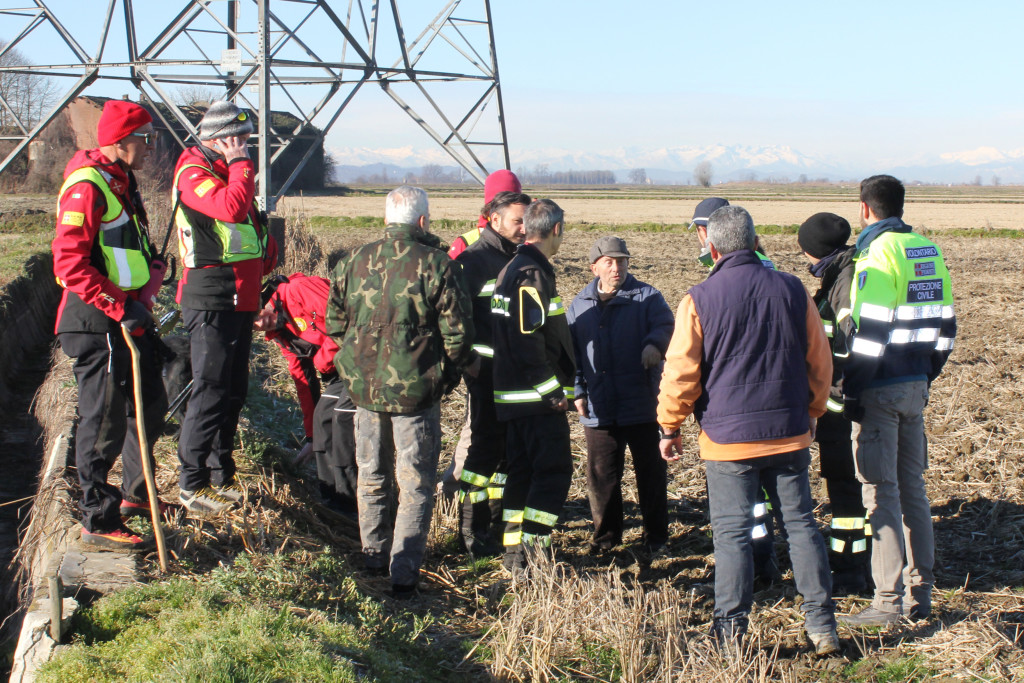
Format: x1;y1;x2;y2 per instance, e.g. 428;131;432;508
0;0;509;210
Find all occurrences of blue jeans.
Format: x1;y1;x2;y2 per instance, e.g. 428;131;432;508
705;449;835;635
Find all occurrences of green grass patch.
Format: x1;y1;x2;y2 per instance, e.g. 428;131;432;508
0;212;54;285
308;215;383;230
39;552;469;682
843;654;937;682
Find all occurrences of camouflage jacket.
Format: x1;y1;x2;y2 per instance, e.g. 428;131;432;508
326;222;475;413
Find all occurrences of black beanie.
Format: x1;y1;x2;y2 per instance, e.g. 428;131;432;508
798;212;851;258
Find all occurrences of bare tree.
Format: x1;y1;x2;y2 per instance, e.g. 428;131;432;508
693;161;713;188
0;40;58;130
175;84;221;106
421;163;445;182
627;168;647;184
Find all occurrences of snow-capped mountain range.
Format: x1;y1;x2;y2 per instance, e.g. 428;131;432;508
330;144;1024;185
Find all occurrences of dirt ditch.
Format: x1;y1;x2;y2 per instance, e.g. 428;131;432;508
0;253;61;674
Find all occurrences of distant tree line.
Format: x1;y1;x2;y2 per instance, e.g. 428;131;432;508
514;164;616;185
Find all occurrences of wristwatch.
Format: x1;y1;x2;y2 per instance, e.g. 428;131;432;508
659;429;680;440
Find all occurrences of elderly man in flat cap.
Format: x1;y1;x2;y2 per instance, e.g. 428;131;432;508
567;236;674;554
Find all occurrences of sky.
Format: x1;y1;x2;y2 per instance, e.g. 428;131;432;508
6;0;1024;172
487;0;1024;166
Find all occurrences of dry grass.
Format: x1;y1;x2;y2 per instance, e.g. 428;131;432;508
15;198;1024;680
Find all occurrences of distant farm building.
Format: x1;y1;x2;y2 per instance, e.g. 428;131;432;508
31;96;326;192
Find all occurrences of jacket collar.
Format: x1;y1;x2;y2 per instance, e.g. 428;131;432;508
516;242;554;276
385;222;443;250
708;249;762;276
580;273;640;302
478;225;518;258
854;216;911;254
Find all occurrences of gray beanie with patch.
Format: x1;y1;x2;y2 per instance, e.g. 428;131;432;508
199;100;254;140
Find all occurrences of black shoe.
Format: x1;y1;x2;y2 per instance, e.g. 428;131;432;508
363;553;389;577
390;583;417;600
640;541;668;557
465;537;503;558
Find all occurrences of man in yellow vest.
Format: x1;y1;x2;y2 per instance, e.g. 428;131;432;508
173;101;278;517
53;99;170;551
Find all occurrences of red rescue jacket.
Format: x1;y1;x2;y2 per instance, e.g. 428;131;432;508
264;273;339;437
174;146;277;311
52;149;155;334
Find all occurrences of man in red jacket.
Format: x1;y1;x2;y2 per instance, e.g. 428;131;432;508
255;273;357;516
174;100;278;516
53;100;171;551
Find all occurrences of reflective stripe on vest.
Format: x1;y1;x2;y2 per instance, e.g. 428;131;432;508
59;167;151;291
851;231;955;359
174;163;266;267
461;227;482;248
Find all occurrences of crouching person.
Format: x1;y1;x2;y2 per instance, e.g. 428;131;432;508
658;206;839;655
256;273;357;517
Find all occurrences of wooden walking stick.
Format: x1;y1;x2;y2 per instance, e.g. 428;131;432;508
121;324;169;573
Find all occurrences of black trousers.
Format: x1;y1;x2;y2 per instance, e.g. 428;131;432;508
457;368;507;549
178;308;254;492
503;411;572;549
583;422;668;547
818;410;870;576
60;330;167;532
313;375;357;513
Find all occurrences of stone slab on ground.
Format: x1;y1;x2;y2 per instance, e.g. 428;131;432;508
59;545;138;595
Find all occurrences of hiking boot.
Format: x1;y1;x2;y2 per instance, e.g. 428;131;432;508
179;486;234;517
807;628;841;656
837;606;900;628
80;525;154;553
213;481;245;505
119;498;183;519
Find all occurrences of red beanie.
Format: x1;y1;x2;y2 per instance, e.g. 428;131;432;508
483;169;521;202
97;100;153;146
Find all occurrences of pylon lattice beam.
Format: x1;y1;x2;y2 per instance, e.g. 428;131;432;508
0;0;509;210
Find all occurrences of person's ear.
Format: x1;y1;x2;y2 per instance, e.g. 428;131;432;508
709;242;722;262
860;201;871;223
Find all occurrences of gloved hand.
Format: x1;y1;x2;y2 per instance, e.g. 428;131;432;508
842;396;865;423
121;298;155;333
138;258;167;311
641;343;663;369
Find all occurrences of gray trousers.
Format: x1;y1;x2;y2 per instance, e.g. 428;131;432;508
852;380;933;614
355;404;441;586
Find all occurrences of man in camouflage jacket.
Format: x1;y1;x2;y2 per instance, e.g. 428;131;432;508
327;185;474;596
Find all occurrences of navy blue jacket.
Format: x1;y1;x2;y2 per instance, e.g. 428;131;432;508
689;250;811;444
567;274;674;428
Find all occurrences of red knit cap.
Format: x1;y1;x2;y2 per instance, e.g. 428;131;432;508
97;100;153;146
477;169;522;227
483;169;521;202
